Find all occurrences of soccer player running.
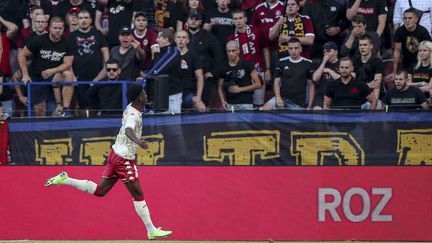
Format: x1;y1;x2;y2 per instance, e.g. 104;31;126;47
44;85;172;240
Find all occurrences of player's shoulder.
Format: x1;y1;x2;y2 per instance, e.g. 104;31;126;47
124;105;141;117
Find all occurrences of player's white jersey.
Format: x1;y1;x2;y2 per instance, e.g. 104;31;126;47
112;104;143;160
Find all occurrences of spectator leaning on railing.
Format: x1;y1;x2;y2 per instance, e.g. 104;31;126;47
69;8;109;113
18;17;75;117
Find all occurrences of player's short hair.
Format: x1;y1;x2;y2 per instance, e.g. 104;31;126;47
127;84;144;102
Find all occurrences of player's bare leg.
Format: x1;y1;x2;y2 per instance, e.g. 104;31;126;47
45;172;117;197
125;180;172;240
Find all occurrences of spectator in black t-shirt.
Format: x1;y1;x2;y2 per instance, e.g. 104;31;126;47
218;40;261;111
346;0;388;37
55;0;93;21
153;0;179;32
14;10;48;111
312;41;340;109
384;70;429;110
175;30;206;112
100;0;143;47
302;0;347;59
18;17;75;117
340;14;381;59
324;57;377;110
87;58;123;115
263;37;315;110
176;0;205;31
69;9;109;111
409;40;432;97
392;8;431;77
203;0;235;55
352;35;385;103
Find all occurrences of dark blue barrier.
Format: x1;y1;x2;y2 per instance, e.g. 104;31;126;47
7;111;432;166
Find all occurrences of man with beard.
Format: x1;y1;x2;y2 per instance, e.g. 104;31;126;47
18;17;75;117
324;57;377;110
383;70;429;110
69;9;109;112
187;11;223;109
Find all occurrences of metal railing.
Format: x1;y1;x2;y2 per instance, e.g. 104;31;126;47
1;80;143;117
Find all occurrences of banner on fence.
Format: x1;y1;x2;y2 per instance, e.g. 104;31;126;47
8;112;432;165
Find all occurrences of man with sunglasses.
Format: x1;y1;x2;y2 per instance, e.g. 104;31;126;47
87;59;123;115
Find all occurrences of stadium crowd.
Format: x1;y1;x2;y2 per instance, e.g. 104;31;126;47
0;0;431;118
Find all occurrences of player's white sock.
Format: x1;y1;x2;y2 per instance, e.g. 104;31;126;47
64;178;97;194
133;199;157;232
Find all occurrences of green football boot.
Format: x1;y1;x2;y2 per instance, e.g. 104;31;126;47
148;227;173;240
45;171;68;187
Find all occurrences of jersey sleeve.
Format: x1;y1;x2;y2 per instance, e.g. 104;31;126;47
124;110;140;129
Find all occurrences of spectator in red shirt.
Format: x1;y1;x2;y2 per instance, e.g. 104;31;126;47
227;9;270;106
269;0;315;59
